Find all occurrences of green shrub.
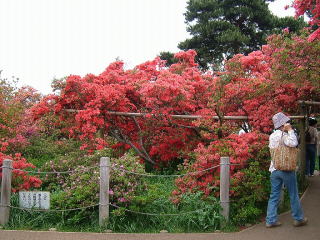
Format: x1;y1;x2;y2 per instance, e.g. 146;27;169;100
230;160;270;225
22;135;81;168
107;178;222;233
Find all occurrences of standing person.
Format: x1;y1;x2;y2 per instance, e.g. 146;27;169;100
266;112;308;228
306;117;318;176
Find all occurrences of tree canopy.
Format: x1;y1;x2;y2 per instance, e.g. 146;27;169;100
177;0;306;69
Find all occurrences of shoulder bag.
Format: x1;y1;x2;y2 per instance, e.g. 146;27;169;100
270;132;300;171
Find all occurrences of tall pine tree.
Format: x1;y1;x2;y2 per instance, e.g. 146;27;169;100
178;0;306;69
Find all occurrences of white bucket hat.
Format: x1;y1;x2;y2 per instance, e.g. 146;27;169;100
272;112;290;129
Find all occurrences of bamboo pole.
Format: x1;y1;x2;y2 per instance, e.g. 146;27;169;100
64;109;305;120
297;101;320;106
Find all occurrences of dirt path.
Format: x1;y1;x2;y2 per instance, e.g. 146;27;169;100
1;175;319;240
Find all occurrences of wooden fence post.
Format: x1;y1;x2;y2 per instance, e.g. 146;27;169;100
0;159;13;225
298;103;307;180
99;157;110;226
220;156;230;222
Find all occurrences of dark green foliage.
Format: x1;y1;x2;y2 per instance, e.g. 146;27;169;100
274;17;307;34
159;51;179;67
22;136;81;168
230;160;270;225
179;0;306;69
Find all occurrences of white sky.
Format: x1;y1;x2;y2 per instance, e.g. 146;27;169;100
0;0;296;94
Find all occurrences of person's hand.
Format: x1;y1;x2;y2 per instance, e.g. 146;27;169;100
283;123;292;132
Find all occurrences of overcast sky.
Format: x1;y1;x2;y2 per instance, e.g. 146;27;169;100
0;0;296;94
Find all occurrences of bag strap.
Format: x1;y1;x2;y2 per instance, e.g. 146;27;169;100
279;131;285;146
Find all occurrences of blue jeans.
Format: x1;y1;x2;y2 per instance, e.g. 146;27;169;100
306;144;316;175
266;170;304;224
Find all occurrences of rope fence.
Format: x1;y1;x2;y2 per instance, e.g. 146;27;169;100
1;203;209;216
1;204;99;212
0;157;232;226
109;164;221;177
108;203;208;216
0;166;99;174
0;163;240;177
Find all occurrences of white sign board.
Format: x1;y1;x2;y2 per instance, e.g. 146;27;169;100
19;191;50;209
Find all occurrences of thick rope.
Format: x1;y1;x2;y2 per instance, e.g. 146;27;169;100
109;203;208;216
1;204;99;212
0;166;98;174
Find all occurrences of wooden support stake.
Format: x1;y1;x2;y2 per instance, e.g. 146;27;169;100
220;157;230;222
0;159;13;225
99;157;110;226
298;105;307;179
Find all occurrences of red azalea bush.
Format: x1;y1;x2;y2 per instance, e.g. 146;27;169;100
31;50;214;167
0;152;41;192
173;132;268;197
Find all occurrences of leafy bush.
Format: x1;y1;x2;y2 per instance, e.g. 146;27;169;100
230;158;270;225
22;136;81;168
107;177;222;233
39;149;146;225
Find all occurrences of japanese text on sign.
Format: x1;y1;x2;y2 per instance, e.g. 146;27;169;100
19;191;50;209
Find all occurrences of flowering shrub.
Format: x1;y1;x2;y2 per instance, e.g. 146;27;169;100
0;77;42;191
0;86;42;152
41;149;146;224
165;29;318;225
30;50;213;167
267;29;320;91
173;132;268;197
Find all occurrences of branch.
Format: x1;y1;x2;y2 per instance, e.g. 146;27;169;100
109;126;156;165
132;116;155;165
